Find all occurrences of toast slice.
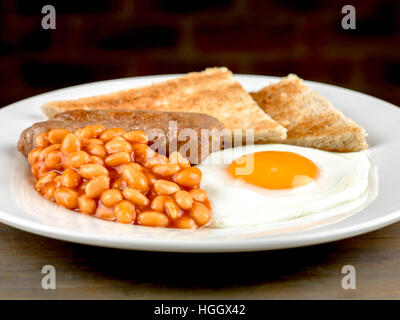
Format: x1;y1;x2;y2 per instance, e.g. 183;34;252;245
251;74;367;152
42;67;287;143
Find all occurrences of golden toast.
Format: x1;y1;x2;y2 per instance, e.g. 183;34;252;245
42;67;287;143
251;74;368;152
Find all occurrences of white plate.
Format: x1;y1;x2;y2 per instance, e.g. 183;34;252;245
1;74;399;252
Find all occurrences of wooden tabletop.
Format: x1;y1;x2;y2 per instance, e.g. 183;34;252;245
1;221;399;300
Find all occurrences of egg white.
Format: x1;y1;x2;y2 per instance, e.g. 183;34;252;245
196;144;377;228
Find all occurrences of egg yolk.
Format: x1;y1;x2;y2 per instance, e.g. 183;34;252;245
226;151;320;190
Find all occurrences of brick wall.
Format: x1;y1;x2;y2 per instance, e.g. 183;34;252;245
0;0;399;107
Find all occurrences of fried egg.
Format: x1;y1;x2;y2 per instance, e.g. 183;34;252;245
196;144;377;228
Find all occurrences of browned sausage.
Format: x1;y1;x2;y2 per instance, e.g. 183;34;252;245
18;110;225;164
53;110;218;126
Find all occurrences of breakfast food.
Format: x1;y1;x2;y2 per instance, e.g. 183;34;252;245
18;110;225;163
41;67;287;143
26;124;212;228
197;144;376;228
17;68;377;232
250;74;368;152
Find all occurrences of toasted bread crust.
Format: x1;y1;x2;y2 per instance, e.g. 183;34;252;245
42;67;287;143
251;74;368;152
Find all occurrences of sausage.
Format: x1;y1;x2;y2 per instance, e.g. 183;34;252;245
18;110;225;164
53;110;218;127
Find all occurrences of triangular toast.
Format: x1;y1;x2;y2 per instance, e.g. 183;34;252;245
42;67;286;143
251;74;367;152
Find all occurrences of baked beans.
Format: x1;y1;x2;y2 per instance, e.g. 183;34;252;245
123;130;148;144
173;167;202;188
105;152;131;167
67;150;90;168
153;179;180;195
101;189;123;207
61;168;82;188
35;132;49;148
61;133;80;155
48;128;70;144
28;125;212;228
174;190;193;210
169;151;191;168
86;144;107;158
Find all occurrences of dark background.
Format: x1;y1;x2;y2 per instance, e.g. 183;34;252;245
0;0;399;108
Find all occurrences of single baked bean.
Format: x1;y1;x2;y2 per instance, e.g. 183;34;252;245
80;164;109;179
150;195;168;212
111;177;126;190
123;130;148;144
61;133;80;156
39;144;60;160
60;168;81;188
53;175;62;188
28;147;43;165
82;138;104;146
174;167;202;188
121;165;148;192
132;144;156;163
41;183;56;200
143;171;157;185
85;175;110;198
44;150;62;170
114;200;136;224
35;171;58;191
95;204;115;220
174;216;196;229
86;144;107;158
74;128;85;140
125;162;143;171
36;165;49;178
164;198;181;219
189;188;207;202
100;128;125;142
111;136;126;142
152;163;181;177
76;125;105;140
54;187;79;209
35;132;49;148
67;150;90;168
137;211;169;227
101;189;123;207
35;166;47;178
88;124;106;137
105;139;132;154
169;151;190;168
123;188;149;207
34;165;48;176
90;155;105;166
190;202;210;226
142;155;168;169
78;180;89;193
153;179;180;195
78;195;96;214
48;128;70;144
174;190;193;210
105;152;131;167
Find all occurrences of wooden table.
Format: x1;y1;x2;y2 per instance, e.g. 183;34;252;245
0;221;399;299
